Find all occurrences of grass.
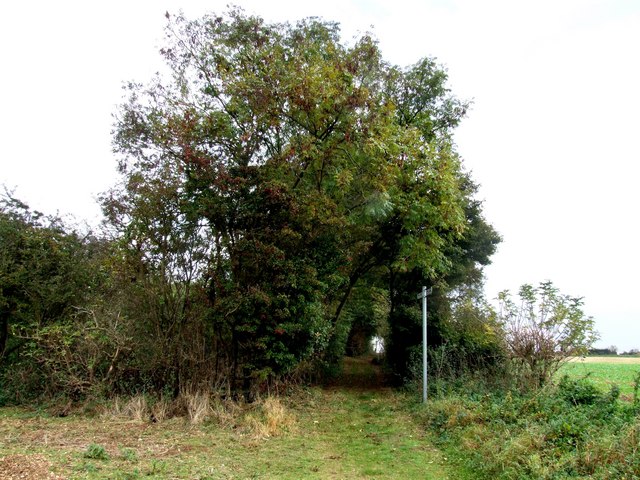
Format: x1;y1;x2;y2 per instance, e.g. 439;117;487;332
0;357;462;479
559;356;640;399
13;356;639;479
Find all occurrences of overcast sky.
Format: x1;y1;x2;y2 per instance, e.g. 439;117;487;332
1;0;638;351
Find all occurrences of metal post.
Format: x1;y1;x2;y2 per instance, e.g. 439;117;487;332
417;286;432;403
422;286;427;402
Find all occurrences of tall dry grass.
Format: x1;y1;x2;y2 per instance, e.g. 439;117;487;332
96;390;298;437
101;395;149;421
245;396;297;438
181;391;211;425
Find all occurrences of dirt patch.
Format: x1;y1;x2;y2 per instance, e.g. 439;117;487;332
0;454;64;480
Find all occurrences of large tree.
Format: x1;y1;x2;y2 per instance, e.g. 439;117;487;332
109;8;493;392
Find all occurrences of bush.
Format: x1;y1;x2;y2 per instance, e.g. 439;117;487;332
0;194;108;401
418;375;637;479
558;375;601;406
498;282;598;390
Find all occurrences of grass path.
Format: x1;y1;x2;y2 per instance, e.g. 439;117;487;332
0;357;458;479
290;357;455;479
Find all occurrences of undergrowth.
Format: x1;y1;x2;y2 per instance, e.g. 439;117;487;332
417;374;640;479
91;390;298;437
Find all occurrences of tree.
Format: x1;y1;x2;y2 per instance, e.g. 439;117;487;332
100;151;214;394
0;194;89;361
384;175;501;382
497;281;599;389
0;192;106;399
108;7;492;393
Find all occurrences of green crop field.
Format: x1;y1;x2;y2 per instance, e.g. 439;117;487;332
559;356;640;399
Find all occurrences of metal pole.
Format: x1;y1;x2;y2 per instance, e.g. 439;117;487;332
422;286;428;403
417;286;432;403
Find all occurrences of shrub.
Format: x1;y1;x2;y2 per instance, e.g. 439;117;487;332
498;282;598;390
83;443;109;461
419;375;638;479
558;375;600;406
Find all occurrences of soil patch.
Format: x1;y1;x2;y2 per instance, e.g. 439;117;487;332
0;454;64;480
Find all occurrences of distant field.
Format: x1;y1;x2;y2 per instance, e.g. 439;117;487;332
559;356;640;399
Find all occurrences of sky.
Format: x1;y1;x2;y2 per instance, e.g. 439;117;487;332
1;0;638;351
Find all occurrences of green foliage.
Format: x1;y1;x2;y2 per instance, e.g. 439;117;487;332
389;287;505;387
385;177;501;383
104;7;493;393
0;192;109;400
84;443;110;461
498;281;599;390
343;284;390;357
419;375;639;479
558;375;601;406
1;8;499;400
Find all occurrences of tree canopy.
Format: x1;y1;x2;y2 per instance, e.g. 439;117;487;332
0;9;502;401
102;7;499;392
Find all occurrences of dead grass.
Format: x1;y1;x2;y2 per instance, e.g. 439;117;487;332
210;397;243;428
150;396;171;423
181;391;211;425
245;396;297;438
95;391;249;428
123;394;148;421
100;394;149;422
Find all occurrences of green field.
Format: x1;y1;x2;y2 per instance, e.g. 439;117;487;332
559;356;640;399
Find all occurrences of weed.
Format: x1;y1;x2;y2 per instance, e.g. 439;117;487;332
558;375;600;405
149;459;167;475
420;373;640;479
119;447;138;462
83;443;109;461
